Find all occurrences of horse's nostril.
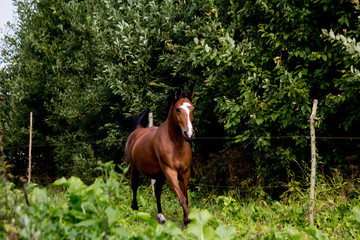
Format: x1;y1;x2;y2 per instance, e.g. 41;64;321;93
183;131;195;141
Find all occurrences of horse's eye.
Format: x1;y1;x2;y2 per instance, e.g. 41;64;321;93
176;108;181;113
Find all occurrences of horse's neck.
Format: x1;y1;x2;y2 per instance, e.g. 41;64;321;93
162;109;184;145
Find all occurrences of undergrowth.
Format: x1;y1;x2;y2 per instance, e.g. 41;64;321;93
1;159;360;239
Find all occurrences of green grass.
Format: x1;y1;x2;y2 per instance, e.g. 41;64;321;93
86;175;360;239
1;161;360;239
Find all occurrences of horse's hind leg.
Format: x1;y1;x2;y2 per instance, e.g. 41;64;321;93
130;167;140;210
154;176;166;224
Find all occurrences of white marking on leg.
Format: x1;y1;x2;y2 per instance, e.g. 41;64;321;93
151;179;156;196
157;213;166;224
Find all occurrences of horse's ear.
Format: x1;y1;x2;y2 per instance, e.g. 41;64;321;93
187;90;194;100
175;89;183;101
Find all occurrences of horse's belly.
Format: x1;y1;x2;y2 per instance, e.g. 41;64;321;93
133;154;161;177
131;134;162;178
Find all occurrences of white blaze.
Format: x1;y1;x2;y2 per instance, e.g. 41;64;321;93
180;102;193;136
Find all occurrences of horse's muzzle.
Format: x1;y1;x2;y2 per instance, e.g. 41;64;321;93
184;130;195;141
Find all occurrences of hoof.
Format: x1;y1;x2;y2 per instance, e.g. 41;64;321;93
131;204;138;211
157;213;166;224
183;218;192;226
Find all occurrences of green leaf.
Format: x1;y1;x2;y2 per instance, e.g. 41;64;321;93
53;177;68;186
188;209;215;240
255;118;264;125
163;221;186;239
353;206;360;223
205;44;210;53
194;37;199;44
285;226;302;240
270;113;279;121
321;54;327;62
304;226;324;240
215;224;236;240
75;219;97;227
134;212;158;228
105;206;117;226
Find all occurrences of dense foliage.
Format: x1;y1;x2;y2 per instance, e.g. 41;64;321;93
1;160;360;239
1;0;360;189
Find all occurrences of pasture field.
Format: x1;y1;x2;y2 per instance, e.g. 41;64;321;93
1;161;360;239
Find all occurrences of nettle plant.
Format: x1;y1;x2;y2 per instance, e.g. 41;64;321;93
0;161;237;240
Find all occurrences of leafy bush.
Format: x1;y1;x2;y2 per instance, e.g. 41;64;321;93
1;0;360;192
1;161;242;239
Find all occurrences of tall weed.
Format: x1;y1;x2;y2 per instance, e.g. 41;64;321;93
1;160;359;239
0;161;237;239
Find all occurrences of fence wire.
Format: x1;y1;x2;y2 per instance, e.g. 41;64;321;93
1;134;360;192
2;135;360;151
11;174;360;192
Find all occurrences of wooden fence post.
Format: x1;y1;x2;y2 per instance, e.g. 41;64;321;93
309;99;318;226
148;112;156;196
0;123;3;155
28;112;33;183
148;112;153;128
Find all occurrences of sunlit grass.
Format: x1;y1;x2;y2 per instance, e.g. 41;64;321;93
42;170;360;239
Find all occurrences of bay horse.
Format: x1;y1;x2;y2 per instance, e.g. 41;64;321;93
125;89;195;225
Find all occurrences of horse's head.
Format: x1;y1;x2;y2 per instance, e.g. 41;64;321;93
172;89;195;141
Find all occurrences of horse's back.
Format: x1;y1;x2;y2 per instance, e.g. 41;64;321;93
126;127;162;178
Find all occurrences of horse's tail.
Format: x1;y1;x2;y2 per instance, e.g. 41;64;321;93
132;108;149;130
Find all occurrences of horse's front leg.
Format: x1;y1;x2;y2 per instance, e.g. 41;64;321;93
179;168;191;210
162;167;191;225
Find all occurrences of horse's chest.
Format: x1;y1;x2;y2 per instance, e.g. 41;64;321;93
157;145;190;170
173;155;186;169
175;145;192;166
